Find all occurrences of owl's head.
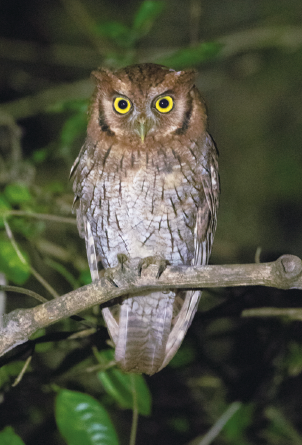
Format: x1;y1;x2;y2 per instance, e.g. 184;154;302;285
89;63;207;143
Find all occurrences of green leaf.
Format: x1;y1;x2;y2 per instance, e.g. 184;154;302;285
168;342;195;368
0;362;31;390
79;269;92;285
0;240;30;284
97;349;152;416
4;183;32;205
95;22;133;47
133;1;164;36
223;403;254;443
0;427;26;445
60;112;87;153
157;41;222;69
55;389;119;445
47;98;88;114
31;147;49;164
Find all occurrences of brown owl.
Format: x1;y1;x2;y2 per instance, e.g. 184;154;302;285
70;63;219;375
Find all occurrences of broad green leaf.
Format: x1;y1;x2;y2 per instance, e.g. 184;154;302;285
4;183;32;205
55;389;119;445
0;426;26;445
133;1;164;35
0;240;30;284
157;41;222;69
97;349;152;416
95;22;133;47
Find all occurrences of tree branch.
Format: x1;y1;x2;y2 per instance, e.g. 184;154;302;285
0;254;301;358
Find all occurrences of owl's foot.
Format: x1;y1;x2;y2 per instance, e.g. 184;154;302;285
102;253;130;287
117;253;129;271
138;255;170;279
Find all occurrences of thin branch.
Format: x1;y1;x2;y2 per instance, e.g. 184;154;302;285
0;255;301;358
188;401;242;445
0;37;99;68
12;355;33;387
4;219;59;299
5;210;77;225
60;0;113;56
242;307;302;321
189;0;203;45
129;374;139;445
0;285;48;303
0;78;92;120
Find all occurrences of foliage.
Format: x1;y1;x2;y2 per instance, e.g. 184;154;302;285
55;389;120;445
0;427;26;445
97;349;152;416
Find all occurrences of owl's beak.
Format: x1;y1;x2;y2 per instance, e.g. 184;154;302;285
134;117;153;143
138;121;147;143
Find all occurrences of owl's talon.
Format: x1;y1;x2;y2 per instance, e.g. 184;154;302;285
117;253;129;272
102;268;119;287
138;256;170;279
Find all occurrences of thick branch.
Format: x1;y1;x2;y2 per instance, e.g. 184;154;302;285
0;254;301;358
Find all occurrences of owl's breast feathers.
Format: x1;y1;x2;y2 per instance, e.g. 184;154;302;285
72;131;218;269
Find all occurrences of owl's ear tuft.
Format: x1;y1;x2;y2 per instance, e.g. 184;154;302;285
91;68;125;94
91;68;113;83
176;69;196;85
163;68;196;90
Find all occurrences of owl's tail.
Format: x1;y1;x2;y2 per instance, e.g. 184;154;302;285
111;291;174;375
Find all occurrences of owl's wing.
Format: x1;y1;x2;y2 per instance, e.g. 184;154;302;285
71;140;121;345
159;133;219;370
81;206;121;344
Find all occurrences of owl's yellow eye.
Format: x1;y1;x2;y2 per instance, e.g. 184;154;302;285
155;96;174;113
113;97;131;114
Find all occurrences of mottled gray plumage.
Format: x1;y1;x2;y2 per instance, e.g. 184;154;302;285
71;63;219;375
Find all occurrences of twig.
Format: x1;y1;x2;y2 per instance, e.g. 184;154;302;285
129;374;139;445
0;37;99;68
0;285;47;303
60;0;113;56
0;78;92;120
190;401;242;445
12;355;33;387
4;219;59;299
255;246;262;264
0;255;301;358
189;0;203;45
5;210;77;225
242;307;302;320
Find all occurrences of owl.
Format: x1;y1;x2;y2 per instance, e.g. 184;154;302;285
70;63;219;375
